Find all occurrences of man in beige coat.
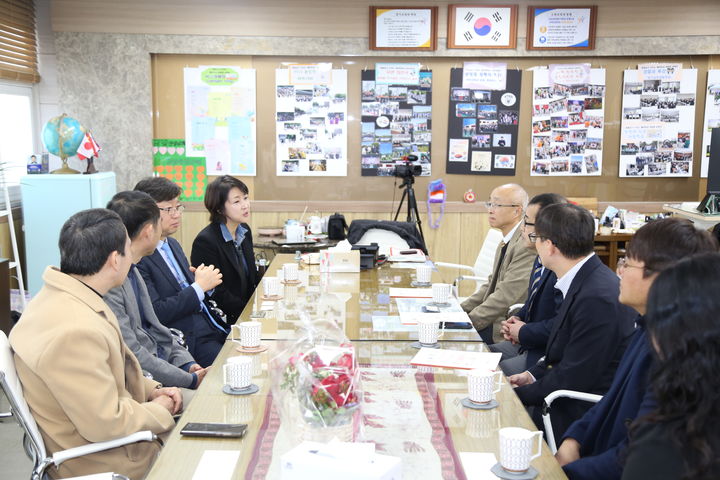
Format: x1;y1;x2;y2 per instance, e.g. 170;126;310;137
461;184;536;344
10;209;180;479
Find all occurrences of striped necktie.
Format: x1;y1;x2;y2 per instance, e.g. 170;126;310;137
526;257;544;314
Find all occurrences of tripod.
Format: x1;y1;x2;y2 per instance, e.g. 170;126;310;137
394;174;425;244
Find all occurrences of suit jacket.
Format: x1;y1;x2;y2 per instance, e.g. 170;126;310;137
190;222;258;324
516;265;559;367
105;266;197;388
9;267;174;480
563;319;657;480
137;236;226;367
621;421;686;480
461;225;535;343
515;255;636;440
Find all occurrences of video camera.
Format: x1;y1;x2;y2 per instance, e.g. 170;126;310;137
393;155;422;179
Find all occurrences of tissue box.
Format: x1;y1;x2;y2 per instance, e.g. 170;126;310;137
319;250;360;273
281;441;402;480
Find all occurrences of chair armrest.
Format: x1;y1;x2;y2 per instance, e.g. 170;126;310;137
508;303;524;315
457;275;486;283
52;431;156;467
544;389;603;407
434;262;476;273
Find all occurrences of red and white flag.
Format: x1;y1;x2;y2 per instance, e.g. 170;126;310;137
76;131;101;160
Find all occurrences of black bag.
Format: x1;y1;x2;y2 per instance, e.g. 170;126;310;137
327;213;348;240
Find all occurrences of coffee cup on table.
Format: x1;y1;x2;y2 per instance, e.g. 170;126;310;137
231;321;262;349
417;317;442;346
223;356;253;391
467;369;503;404
262;276;280;297
283;263;299;282
416;264;432;284
498;427;543;473
431;283;452;304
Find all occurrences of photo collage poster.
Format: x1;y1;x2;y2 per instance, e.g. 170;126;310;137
446;65;521;175
361;63;432;177
275;66;348;176
701;70;720;177
183;66;257;176
531;64;606;176
619;66;697;177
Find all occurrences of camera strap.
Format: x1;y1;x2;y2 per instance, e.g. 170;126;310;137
427;179;446;229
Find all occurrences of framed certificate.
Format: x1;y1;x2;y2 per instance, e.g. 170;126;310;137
369;6;438;51
447;4;518;49
527;6;597;50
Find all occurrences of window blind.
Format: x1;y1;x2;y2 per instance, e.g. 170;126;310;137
0;0;39;83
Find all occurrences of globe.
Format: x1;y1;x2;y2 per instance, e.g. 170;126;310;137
42;114;85;159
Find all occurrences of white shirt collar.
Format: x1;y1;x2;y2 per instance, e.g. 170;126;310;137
502;221;522;244
554;252;595;299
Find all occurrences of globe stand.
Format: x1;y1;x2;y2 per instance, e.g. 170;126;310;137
51;156;80;175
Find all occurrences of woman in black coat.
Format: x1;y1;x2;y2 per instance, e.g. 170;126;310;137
191;176;258;324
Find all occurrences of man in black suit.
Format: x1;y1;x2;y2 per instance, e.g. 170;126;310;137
509;203;636;443
135;177;228;367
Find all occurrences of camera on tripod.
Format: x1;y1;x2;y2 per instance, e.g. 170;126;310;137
393;155;422;179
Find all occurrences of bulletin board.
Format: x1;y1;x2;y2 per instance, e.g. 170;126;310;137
151;54;711;203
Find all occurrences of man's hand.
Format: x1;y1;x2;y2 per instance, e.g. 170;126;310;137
188;363;203;373
149;387;183;414
505;317;525;344
556;438;582;466
194;263;223;292
508;371;534;388
194;367;209;386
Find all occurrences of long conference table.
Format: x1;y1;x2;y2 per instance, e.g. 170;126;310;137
146;254;567;480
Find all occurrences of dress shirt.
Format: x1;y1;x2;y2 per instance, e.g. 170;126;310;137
554;253;596;299
220;223;250;276
157;239;204;302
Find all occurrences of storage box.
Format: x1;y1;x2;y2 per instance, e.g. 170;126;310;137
281;441;402;480
319;250;360;273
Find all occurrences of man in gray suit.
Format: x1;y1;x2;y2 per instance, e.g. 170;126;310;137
461;184;536;344
105;191;208;393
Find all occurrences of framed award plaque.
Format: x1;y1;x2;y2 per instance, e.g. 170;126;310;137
447;4;518;49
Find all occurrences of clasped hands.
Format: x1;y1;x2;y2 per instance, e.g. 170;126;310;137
190;263;222;291
500;315;525;344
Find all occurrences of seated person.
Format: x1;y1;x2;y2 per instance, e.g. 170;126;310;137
509;203;636;442
105;191;208;395
557;218;717;480
9;209;179;479
135;177;227;367
622;253;720;480
461;183;536;344
191;175;258;324
490;193;567;375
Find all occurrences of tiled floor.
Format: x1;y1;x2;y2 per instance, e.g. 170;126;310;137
0;393;33;479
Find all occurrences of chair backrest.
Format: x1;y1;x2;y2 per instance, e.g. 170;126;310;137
356;228;410;256
0;330;47;466
471;228;505;288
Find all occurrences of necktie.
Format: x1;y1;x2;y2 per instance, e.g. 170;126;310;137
526;258;544;314
488;241;508;293
160;242;227;334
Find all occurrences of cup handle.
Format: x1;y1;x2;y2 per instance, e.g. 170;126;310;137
530;431;543;461
438;322;445;339
223;364;228;385
493;370;503;394
230;325;240;343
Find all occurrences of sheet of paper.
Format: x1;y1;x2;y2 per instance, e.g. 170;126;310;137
395;297;469;324
372;315;417;332
192;450;240;480
410;348;501;371
389;287;432;298
459;452;499;480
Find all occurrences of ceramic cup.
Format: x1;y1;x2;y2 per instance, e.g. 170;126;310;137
432;283;452;304
286;224;305;242
468;369;503;404
262;276;280;297
416;264;433;284
498;427;543;473
283;263;299;282
417;317;442;345
231;321;262;349
222;356;253;390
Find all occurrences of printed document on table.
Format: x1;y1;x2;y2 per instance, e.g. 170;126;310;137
410;348;501;370
395;297;471;325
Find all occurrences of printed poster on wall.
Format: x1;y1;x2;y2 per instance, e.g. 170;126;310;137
446;64;521;175
531;64;606;176
701;70;720;177
619;67;697;177
275;67;348;176
361;63;432;176
183;66;257;176
152;139;206;202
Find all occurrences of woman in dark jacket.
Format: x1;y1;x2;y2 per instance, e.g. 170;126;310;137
622;252;720;480
191;176;258;324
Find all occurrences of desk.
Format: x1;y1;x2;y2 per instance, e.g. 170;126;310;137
146;340;566;480
593;233;633;272
663;204;720;230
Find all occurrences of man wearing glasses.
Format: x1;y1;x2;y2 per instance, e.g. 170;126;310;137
135;177;227;367
460;184;535;344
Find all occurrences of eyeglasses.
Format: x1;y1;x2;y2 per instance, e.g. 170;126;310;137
484;202;521;210
523;219;535;227
158;205;185;215
616;257;648;275
527;232;552;243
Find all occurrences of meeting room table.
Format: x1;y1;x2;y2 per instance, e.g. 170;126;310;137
145;255;567;479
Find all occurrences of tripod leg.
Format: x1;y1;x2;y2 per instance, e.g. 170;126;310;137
394;188;408;221
406;186;425;245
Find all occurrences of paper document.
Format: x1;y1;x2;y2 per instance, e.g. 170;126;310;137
459;452;499;480
192;450;240;480
395;297;470;325
410;348;501;371
389;288;432;298
387;247;426;262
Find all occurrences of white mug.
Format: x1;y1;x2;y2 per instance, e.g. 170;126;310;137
231;321;262;349
286;224;305;242
416;264;433;284
468;369;503;404
432;283;452;304
309;216;323;234
418;317;443;345
498;427;543;473
262;276;280;297
283;263;299;282
223;356;253;390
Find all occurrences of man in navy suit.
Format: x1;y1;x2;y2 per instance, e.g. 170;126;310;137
489;193;567;375
556;218;717;480
135;177;228;367
509;203;637;443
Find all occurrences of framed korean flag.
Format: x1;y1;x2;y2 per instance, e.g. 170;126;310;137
447;4;518;49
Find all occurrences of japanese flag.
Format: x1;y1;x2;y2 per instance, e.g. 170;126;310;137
76;131;101;161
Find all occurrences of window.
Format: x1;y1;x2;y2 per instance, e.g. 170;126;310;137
0;0;40;83
0;82;36;187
